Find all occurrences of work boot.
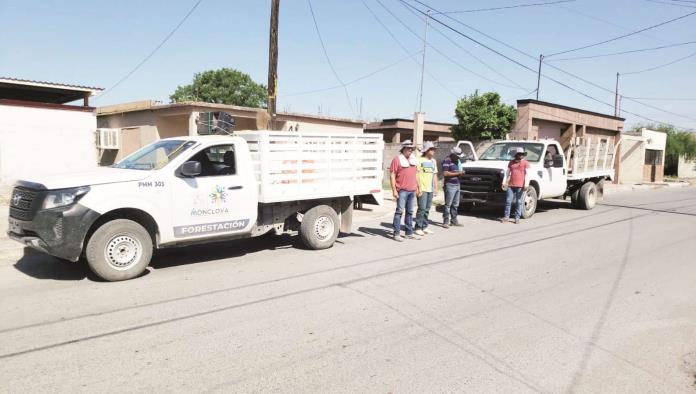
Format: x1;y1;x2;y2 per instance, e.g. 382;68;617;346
414;229;425;236
394;235;404;242
500;218;508;223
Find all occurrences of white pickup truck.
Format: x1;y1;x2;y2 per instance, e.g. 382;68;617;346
7;131;384;281
457;138;615;218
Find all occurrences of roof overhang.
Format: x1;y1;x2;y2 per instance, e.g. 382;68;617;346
0;77;103;104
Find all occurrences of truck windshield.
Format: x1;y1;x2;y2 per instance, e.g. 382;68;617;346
479;142;544;162
113;140;196;170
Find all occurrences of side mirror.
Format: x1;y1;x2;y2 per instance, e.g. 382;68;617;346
552;154;564;168
181;161;202;177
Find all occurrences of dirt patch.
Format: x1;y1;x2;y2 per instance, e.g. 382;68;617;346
681;352;696;388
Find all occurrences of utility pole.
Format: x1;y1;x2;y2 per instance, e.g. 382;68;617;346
417;9;430;113
614;72;620;117
267;0;280;130
536;54;543;100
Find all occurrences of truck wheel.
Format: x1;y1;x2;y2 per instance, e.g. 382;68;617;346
596;179;605;201
521;187;538;219
300;205;340;250
85;219;153;281
570;188;580;208
577;182;597;210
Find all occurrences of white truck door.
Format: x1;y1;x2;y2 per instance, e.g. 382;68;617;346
456;140;478;161
171;143;256;240
543;142;568;197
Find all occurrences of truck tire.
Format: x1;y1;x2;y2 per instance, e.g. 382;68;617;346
577;181;598;210
85;219;153;281
300;205;340;250
596;179;605;201
521;187;538;219
570;188;580;208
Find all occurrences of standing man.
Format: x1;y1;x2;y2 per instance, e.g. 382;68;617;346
390;140;420;241
502;147;531;224
441;147;464;228
415;141;438;236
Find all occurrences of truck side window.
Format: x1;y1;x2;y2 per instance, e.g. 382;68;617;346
187;144;236;177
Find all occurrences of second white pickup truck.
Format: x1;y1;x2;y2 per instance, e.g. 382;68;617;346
458;138;615;218
8;131;384;281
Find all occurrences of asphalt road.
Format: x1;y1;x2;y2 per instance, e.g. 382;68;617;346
1;187;696;393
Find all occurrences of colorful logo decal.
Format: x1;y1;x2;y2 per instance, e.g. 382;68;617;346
209;185;228;204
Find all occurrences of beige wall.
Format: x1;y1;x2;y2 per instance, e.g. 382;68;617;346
619;135;645;184
678;156;696;178
277;117;363;134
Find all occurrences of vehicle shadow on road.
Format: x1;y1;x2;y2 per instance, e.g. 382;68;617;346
13;234;302;281
13;248;96;281
455;199;573;222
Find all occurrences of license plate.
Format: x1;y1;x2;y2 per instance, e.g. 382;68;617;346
8;218;21;234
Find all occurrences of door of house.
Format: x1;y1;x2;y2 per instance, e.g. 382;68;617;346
645;149;662;183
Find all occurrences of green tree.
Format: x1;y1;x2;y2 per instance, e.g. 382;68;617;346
633;123;696;175
170;68;267;108
452;90;517;141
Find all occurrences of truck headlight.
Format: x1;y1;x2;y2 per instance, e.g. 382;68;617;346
43;186;90;209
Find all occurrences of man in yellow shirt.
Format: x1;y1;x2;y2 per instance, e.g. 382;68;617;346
415;141;438;236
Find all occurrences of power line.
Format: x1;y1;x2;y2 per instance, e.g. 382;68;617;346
372;0;526;91
645;0;696;8
621;50;696;75
95;0;203;101
546;9;696;57
437;0;575;14
545;40;696;62
306;0;356;116
623;96;696;101
361;0;459;99
405;0;696;130
281;51;421;97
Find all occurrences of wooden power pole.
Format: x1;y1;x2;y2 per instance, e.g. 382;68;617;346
267;0;280;130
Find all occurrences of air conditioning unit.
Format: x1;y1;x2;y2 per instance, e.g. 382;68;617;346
96;128;121;150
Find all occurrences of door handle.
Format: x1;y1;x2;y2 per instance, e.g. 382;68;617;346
228;185;243;190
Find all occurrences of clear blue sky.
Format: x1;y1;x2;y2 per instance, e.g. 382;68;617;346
1;0;695;130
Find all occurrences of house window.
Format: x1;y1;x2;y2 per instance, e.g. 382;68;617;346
645;149;662;165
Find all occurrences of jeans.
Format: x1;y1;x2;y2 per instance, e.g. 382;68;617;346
504;187;525;220
393;190;416;236
443;183;460;225
415;191;433;230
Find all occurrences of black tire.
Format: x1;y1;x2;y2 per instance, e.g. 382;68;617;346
570;187;580;209
85;219;153;281
299;205;340;250
521;187;538;219
577;181;598;210
596;179;605;201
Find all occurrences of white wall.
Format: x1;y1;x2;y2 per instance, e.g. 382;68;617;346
279;119;363;134
641;128;667;151
0;104;97;185
678;155;696;178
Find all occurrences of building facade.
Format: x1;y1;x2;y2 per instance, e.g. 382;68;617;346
365;118;455;143
0;77;102;188
97;101;366;165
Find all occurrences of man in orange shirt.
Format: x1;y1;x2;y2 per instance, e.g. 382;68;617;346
501;147;530;224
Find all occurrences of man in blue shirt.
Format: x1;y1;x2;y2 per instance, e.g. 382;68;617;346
441;147;465;228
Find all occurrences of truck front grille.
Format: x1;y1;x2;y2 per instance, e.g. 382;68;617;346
460;168;503;193
9;187;38;221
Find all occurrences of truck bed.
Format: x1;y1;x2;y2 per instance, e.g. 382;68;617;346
238;131;384;204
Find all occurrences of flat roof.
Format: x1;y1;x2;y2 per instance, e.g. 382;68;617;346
97;100;365;125
0;77;103;104
517;99;625;122
380;118;455;127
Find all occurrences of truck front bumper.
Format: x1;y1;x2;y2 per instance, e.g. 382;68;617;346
460;190;507;206
7;203;100;262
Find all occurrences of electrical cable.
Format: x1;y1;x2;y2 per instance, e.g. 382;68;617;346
545;9;696;57
95;0;204;101
621;50;696;75
436;0;575;14
545;40;696;62
372;0;526;90
306;0;356;116
645;0;696;8
404;0;696;130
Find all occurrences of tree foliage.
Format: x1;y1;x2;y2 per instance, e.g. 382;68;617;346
170;68;267;108
452;91;517;141
632;123;696;175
